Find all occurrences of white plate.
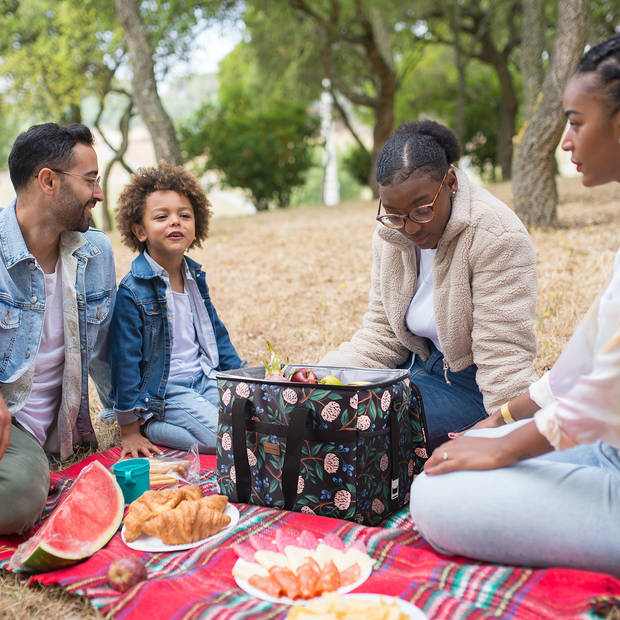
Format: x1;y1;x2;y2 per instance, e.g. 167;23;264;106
341;594;428;619
121;504;239;552
234;558;372;605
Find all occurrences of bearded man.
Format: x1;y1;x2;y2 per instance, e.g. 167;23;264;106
0;123;116;534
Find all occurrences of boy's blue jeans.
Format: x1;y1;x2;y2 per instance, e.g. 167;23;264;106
143;372;218;454
409;342;487;449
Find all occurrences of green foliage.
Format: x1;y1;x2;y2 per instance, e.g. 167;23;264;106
289;146;366;207
0;0;123;122
180;89;319;210
394;44;503;179
342;144;372;188
0;99;22;170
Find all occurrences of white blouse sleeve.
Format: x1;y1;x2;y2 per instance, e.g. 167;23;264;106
533;249;620;450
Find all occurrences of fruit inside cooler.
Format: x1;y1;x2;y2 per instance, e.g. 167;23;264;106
217;365;409;387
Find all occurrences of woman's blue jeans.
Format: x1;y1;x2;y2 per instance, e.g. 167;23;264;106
143;371;218;454
409;342;487;449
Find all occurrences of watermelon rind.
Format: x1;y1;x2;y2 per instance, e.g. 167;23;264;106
13;461;124;572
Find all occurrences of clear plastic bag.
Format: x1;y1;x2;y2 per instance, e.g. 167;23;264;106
146;444;201;487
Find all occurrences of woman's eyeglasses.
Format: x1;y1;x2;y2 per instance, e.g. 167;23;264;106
376;170;449;229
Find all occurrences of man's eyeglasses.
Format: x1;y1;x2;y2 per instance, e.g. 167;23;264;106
35;169;101;191
376;169;449;229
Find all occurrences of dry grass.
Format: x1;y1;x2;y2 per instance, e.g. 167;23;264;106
1;175;618;618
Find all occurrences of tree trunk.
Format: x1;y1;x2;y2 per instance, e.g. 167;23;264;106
495;59;518;181
370;94;394;193
521;0;545;118
512;0;589;228
367;8;396;195
113;0;183;165
448;3;466;145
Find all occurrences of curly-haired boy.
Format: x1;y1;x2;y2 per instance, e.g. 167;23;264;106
110;162;244;457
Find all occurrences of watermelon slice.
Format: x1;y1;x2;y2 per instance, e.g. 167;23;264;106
232;543;257;563
297;530;319;550
321;533;346;550
275;528;301;550
10;461;124;572
248;535;277;553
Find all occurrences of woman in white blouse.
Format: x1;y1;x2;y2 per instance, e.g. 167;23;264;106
411;33;620;578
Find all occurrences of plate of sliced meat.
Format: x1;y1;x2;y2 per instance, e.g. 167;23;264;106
232;529;374;604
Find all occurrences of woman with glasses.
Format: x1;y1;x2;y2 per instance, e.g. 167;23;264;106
321;120;538;448
411;34;620;577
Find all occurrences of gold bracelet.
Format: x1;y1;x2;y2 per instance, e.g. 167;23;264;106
500;402;516;424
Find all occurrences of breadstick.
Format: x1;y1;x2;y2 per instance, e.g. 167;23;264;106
149;460;190;476
149;475;179;487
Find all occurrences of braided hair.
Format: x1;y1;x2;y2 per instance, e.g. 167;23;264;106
376;120;461;186
575;33;620;115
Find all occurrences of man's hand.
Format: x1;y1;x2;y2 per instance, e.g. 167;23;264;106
0;394;11;460
120;421;162;459
424;420;553;476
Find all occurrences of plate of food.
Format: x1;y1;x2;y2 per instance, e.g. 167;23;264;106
287;592;428;619
231;528;375;604
121;486;239;552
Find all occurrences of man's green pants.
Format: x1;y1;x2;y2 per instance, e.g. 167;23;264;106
0;421;49;535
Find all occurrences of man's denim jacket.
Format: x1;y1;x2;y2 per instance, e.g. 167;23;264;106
0;201;116;460
109;251;243;425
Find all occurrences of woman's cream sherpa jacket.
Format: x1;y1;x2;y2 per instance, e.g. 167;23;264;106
320;168;539;412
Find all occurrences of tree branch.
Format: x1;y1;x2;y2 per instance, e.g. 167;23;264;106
328;84;369;155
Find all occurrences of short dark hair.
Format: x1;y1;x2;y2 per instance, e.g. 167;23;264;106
575;33;620;115
8;122;95;191
116;161;211;253
376;120;461;186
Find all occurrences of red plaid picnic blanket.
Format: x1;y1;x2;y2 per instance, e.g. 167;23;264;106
1;448;618;619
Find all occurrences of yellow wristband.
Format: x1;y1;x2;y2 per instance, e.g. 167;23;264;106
500;402;516;424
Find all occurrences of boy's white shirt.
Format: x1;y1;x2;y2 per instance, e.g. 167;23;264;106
532;246;620;450
14;260;64;444
169;289;202;381
143;251;219;379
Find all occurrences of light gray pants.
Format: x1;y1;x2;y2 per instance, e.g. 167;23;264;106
410;430;620;578
0;421;49;535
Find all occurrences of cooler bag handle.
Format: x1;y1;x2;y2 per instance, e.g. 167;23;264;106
281;405;310;511
389;398;402;501
231;398;310;509
231;398;253;503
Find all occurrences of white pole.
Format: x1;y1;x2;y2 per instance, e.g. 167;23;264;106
320;79;340;206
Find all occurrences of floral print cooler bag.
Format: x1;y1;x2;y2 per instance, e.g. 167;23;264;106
216;365;429;526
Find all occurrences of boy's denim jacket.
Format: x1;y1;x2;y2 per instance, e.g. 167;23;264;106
0;201;116;460
109;251;243;425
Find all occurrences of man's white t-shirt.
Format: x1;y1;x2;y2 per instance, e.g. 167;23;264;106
14;261;65;445
168;289;202;381
405;248;442;352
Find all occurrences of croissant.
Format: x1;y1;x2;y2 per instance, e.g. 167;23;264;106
124;485;203;542
142;497;231;545
200;494;229;513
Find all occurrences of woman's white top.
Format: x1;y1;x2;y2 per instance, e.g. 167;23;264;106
405;248;442;352
532;246;620;450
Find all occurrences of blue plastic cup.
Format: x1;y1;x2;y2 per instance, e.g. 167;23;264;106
112;458;150;504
